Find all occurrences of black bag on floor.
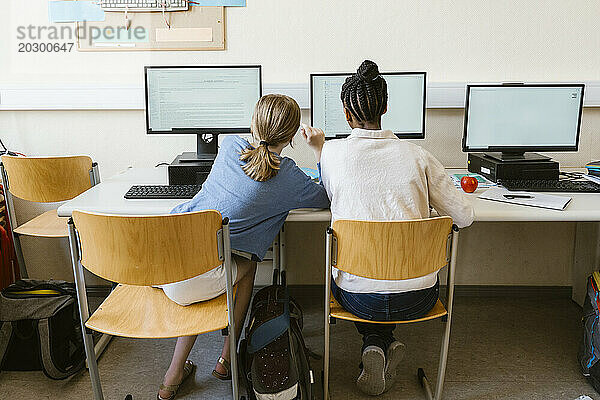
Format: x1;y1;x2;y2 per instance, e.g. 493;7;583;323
239;271;317;400
0;279;85;379
579;272;600;393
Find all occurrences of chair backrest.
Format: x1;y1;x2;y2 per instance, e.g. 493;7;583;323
2;155;93;202
332;217;453;281
72;210;224;286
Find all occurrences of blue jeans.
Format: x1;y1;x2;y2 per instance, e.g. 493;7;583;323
331;278;439;354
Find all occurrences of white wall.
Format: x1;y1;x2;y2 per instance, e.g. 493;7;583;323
1;1;599;286
3;0;600;86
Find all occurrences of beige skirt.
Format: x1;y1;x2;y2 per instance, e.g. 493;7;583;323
159;251;252;306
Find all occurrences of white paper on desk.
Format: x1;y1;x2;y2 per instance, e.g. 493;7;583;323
478;187;572;211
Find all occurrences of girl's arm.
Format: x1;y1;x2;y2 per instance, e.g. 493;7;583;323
289;124;329;208
422;148;475;228
291;164;331;209
301;124;325;164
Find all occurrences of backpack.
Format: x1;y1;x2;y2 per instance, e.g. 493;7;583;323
579;271;600;393
239;271;317;400
0;279;85;379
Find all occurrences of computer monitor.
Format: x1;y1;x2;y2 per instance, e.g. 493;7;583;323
310;72;426;139
145;65;262;161
463;84;585;161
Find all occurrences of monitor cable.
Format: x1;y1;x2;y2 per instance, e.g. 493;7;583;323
0;139;25;157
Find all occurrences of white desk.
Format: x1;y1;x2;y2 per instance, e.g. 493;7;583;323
57;167;600;221
57;167;183;217
288;169;600;223
57;167;600;304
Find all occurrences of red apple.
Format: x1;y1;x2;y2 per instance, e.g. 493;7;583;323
460;176;478;193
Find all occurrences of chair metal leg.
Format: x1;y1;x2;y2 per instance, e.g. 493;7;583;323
12;234;27;279
324;314;330;400
94;334;113;359
432;315;452;400
418;368;434;400
419;228;459;400
279;226;286;273
323;229;333;400
222;222;239;399
230;325;240;400
430;227;459;400
417;318;452;400
83;331;104;400
68;221;104;400
273;233;280;280
86;333;113;368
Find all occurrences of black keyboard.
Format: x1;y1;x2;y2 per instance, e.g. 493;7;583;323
499;179;600;193
124;185;201;199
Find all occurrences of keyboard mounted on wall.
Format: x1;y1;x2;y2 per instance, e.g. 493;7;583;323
99;0;188;12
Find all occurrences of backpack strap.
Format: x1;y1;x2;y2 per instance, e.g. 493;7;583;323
37;318;84;380
287;314;315;399
247;294;290;354
0;322;13;369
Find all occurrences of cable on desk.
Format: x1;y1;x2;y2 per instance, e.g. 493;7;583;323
560;171;585;181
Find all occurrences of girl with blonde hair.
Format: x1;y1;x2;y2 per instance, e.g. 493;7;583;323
157;94;329;399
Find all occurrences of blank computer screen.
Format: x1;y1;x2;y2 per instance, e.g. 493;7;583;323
311;73;426;138
464;86;583;150
146;66;261;132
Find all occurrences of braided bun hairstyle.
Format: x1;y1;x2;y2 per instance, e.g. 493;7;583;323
340;60;388;123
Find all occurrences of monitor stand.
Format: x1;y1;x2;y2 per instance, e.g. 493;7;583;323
179;133;218;162
484;152;551;162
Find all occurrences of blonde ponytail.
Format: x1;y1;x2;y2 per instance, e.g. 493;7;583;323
240;144;281;181
240;94;301;182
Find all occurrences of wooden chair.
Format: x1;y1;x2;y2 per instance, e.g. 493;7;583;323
0;155;100;278
323;217;460;400
67;210;240;400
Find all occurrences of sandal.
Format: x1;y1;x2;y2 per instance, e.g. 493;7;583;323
157;360;196;400
211;357;231;380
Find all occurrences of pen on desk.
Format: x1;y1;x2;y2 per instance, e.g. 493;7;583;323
503;194;534;199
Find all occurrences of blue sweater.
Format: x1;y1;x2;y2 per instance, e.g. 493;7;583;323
172;135;330;260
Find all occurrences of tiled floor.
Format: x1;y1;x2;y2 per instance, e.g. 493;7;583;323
0;289;596;400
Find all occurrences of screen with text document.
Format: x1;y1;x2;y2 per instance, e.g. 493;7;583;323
147;67;261;132
311;73;425;137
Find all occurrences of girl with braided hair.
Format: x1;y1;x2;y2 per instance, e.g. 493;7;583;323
304;60;474;395
340;60;389;128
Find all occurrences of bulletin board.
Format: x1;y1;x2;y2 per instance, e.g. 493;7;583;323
76;6;225;51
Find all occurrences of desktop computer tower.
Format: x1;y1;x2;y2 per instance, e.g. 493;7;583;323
168;153;213;185
467;153;559;182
